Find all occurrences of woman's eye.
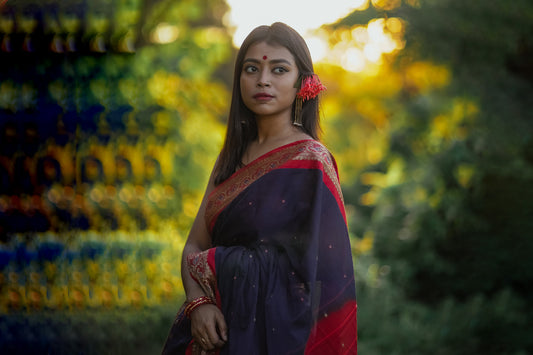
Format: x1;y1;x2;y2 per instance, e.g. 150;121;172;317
273;67;288;74
244;66;258;73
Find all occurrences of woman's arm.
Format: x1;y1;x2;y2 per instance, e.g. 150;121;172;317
180;181;214;302
180;162;227;351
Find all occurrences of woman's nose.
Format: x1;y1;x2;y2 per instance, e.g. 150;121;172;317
257;72;271;87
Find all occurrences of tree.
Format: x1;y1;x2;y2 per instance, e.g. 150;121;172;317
326;0;533;353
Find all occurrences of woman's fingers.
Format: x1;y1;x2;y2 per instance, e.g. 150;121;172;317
203;305;227;348
193;329;215;351
191;304;227;350
215;310;228;342
199;335;212;350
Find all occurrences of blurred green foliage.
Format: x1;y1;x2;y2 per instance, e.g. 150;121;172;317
331;0;533;353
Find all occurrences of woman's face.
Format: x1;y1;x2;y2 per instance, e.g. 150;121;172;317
240;41;299;120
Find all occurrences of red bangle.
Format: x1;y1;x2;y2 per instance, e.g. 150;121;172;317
185;296;215;319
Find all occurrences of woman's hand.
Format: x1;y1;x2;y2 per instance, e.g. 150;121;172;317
190;303;228;351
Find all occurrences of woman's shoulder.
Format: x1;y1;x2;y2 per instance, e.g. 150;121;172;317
299;139;329;151
292;140;344;199
289;139;339;176
296;139;335;162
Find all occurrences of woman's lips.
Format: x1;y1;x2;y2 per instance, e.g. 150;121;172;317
253;93;274;100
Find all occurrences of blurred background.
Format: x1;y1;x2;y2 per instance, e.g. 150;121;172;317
0;0;532;354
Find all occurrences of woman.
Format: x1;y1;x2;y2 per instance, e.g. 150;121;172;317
162;22;357;354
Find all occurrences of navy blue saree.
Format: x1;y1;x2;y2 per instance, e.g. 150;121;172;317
162;140;357;354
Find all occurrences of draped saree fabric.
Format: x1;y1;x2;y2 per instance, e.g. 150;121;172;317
162;140;357;354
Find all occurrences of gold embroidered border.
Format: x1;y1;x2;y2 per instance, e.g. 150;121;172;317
186;250;216;301
205;140;343;231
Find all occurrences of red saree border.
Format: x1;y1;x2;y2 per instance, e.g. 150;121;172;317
205;140;346;233
305;301;358;354
207;248;222;307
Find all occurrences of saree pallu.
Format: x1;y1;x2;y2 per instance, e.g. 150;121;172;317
162;140;357;355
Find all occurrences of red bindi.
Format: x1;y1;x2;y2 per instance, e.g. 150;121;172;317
262;55;267;60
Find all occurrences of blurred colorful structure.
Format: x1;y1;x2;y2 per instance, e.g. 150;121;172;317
0;0;232;318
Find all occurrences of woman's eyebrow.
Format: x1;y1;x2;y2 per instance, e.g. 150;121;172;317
243;58;293;66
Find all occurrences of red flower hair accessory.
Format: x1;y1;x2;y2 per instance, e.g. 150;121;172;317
296;74;326;101
293;73;326;126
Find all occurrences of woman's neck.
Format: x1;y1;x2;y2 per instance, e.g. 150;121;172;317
254;115;299;145
241;115;310;166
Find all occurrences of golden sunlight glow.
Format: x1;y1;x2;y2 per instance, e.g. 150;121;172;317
225;0;369;63
386;17;403;33
225;0;408;72
342;48;366;72
317;17;405;72
371;0;401;11
151;23;179;44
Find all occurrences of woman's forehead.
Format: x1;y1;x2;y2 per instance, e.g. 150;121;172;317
244;42;295;63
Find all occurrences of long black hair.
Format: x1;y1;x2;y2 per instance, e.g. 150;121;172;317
214;22;321;185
